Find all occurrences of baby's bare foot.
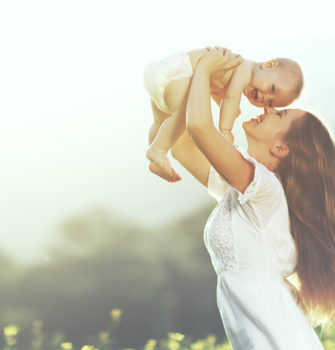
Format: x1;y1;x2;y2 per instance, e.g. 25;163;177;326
149;161;181;183
146;146;165;165
146;146;181;182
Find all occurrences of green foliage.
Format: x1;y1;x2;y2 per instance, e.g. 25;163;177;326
0;207;221;347
1;309;334;350
0;207;334;349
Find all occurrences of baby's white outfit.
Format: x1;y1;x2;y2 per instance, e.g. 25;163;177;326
142;51;193;114
205;144;324;350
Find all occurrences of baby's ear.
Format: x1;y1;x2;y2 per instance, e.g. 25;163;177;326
261;59;278;70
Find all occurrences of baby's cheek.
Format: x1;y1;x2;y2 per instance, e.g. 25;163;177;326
250;99;264;108
251;75;268;91
275;94;295;108
287;92;297;104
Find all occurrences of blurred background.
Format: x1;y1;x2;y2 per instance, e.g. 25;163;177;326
0;0;334;348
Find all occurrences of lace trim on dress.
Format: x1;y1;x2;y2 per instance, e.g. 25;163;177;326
204;190;239;273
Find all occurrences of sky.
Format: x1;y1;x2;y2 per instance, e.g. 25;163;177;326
0;0;334;264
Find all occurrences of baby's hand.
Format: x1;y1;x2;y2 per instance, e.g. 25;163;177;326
210;69;227;93
213;46;242;69
199;47;242;76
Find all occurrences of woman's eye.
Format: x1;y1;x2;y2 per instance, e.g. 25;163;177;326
268;101;273;107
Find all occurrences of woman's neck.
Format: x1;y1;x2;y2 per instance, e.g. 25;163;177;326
247;141;279;172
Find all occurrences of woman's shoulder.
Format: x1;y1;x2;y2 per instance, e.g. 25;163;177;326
232;144;285;204
234;145;279;179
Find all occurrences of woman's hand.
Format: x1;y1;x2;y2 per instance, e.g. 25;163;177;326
199;46;242;76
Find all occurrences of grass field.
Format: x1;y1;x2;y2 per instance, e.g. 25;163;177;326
2;308;335;350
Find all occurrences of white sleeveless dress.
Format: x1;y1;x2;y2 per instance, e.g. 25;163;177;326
204;144;324;350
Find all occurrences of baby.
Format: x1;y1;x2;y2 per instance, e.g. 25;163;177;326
144;47;303;182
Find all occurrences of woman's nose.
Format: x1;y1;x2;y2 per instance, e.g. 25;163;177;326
264;106;277;114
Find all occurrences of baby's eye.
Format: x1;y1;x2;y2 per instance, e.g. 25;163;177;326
277;111;281;117
271;85;275;93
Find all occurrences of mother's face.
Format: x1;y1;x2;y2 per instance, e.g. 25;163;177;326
242;107;305;144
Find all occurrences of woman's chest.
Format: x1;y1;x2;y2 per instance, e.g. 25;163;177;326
204;192;239;271
204;191;269;272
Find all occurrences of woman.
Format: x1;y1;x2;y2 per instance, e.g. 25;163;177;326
171;48;335;349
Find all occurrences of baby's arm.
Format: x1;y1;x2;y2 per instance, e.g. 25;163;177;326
219;62;251;132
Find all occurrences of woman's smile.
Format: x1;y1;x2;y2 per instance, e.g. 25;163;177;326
250;114;264;123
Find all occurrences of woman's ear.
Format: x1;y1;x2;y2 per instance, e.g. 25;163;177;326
270;140;289;158
261;59;278;70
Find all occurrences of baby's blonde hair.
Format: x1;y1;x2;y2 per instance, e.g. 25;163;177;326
276;58;304;100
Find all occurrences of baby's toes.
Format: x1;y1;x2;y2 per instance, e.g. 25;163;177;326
149;161;174;182
167;168;181;182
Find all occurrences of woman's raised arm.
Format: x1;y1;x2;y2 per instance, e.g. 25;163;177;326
171;102;235;187
170;100;211;187
171;130;211;187
186;48;254;194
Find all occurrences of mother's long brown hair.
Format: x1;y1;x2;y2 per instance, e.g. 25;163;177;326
276;112;335;328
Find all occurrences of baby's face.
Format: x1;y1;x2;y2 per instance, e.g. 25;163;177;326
244;66;297;108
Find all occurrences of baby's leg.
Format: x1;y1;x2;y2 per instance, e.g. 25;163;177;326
148;109;186;153
146;104;187;182
148;121;161;145
148;98;171;145
146;100;181;182
146;78;191;182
